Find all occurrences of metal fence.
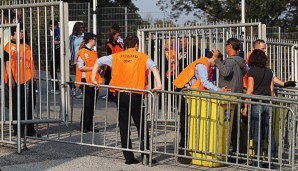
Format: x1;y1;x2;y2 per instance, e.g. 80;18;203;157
152;88;298;170
0;1;70;152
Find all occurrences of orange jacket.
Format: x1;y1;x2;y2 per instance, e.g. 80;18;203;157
75;48;102;86
173;57;212;90
4;41;36;84
243;51;251;89
109;48;149;93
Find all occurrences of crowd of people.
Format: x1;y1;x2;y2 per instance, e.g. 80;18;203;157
1;14;297;166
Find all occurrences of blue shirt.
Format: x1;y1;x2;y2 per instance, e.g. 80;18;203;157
186;63;219;91
69;33;84;64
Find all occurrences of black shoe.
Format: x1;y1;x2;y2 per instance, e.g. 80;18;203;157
125;158;139;165
29;133;42;137
178;150;191;164
83;129;89;133
87;128;99;132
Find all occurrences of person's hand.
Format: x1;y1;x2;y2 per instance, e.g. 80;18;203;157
9;79;16;88
284;81;296;87
92;81;100;89
151;85;162;93
218;86;231;92
242;106;247;117
97;68;103;74
211;48;220;60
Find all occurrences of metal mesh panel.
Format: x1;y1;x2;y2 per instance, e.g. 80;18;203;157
68;3;90;32
97;7;142;55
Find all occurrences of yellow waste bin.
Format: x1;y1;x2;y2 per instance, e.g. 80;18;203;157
187;92;237;167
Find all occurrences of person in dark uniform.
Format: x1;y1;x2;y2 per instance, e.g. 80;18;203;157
4;26;38;137
92;35;162;165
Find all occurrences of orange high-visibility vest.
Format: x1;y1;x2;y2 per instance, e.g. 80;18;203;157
173;57;212;90
75;48;102;86
109;48;148;92
243;51;252;89
105;42;123;70
106;43;123;55
165;48;176;77
4;42;36;84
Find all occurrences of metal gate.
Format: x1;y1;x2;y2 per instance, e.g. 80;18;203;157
138;23;266;120
0;0;70;152
138;23;297;120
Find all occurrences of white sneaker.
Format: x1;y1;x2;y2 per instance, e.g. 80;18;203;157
75;93;83;99
50;90;60;95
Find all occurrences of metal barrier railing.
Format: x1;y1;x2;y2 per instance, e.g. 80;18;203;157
15;81;156;166
152;88;297;170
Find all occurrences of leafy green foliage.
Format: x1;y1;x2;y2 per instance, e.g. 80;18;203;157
156;0;298;28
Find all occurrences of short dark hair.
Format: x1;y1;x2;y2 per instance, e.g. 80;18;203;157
49;20;58;27
226;38;240;51
253;39;265;49
124;35;138;48
248;49;268;68
10;25;23;36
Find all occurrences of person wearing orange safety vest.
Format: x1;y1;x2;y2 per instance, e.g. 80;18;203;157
91;35;162;165
102;28;123;101
243;39;296;90
76;32;102;134
172;51;230;164
4;26;38;137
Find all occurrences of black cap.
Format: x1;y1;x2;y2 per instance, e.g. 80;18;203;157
84;32;97;41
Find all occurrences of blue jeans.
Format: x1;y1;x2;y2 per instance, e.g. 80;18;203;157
251;104;276;159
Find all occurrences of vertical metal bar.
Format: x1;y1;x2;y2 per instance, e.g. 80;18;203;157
16;23;21;153
59;1;65;121
124;7;128;38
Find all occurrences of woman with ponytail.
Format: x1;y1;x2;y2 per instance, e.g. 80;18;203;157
75;33;102;133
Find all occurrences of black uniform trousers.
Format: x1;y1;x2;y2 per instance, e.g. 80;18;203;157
81;78;98;130
115;92;149;161
12;80;36;136
175;88;188;149
50;50;60;90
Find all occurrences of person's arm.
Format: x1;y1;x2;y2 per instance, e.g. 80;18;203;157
77;57;93;72
273;76;284;86
91;55;112;84
151;67;162;90
4;51;15;88
146;58;162;90
212;49;234;77
242;76;254;117
196;64;219;91
270;77;274;96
